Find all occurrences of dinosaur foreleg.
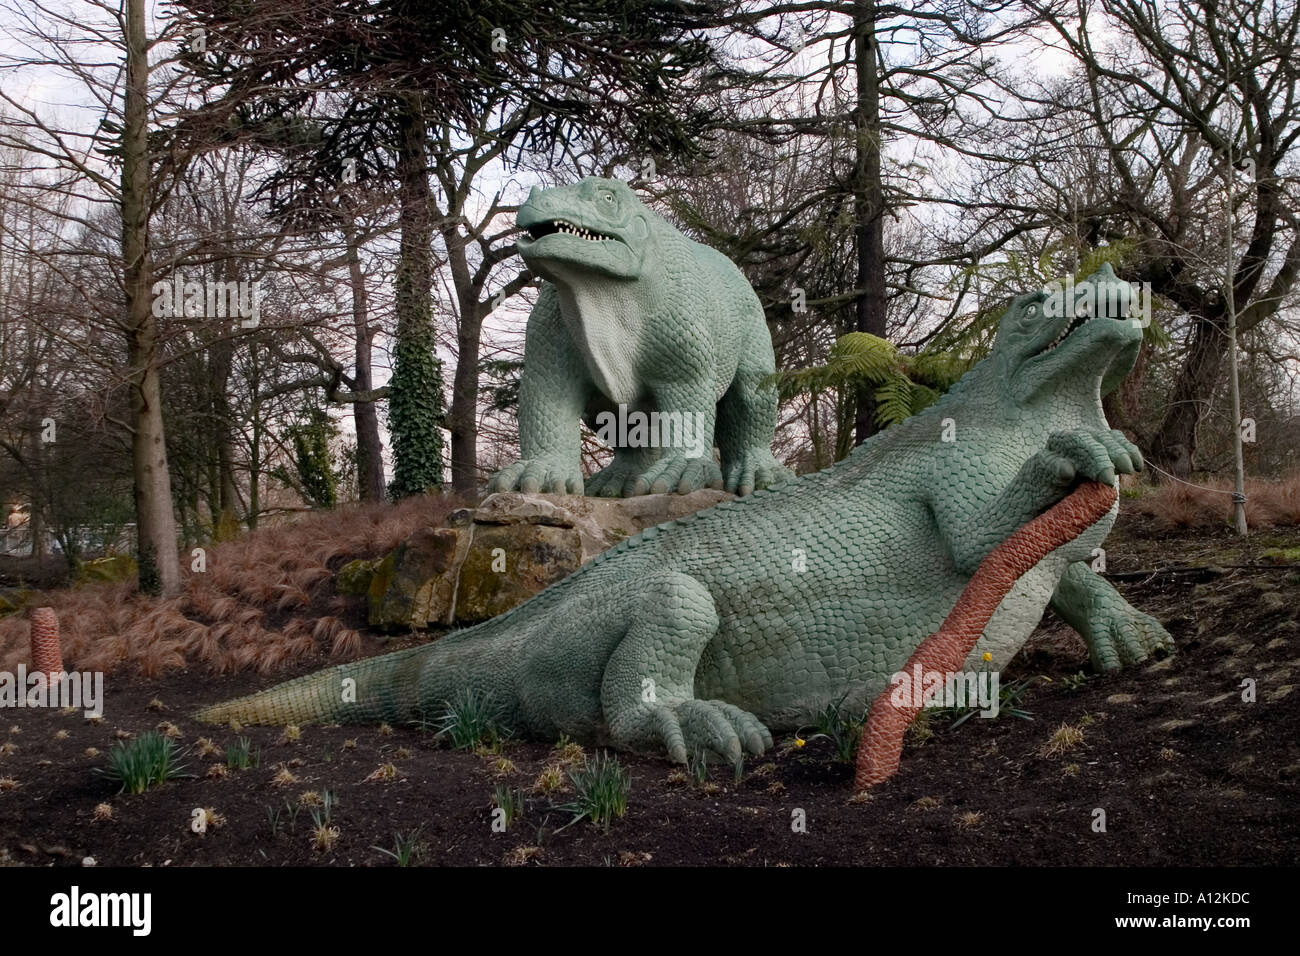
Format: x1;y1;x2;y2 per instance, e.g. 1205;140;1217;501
1051;562;1174;671
487;286;591;495
942;428;1140;575
600;572;772;768
607;381;723;496
717;353;794;495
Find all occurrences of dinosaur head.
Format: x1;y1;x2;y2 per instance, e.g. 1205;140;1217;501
992;263;1143;408
516;178;651;281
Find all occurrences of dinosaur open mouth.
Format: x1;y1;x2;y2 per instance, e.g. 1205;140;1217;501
1039;310;1091;354
527;220;619;242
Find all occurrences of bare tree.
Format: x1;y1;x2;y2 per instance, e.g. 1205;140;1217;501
1009;0;1300;475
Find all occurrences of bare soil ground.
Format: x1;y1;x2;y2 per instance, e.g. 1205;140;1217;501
0;501;1297;867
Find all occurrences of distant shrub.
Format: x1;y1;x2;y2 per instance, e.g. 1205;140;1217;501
1127;471;1300;530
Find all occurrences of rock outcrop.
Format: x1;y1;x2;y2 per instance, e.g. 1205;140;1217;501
355;490;731;632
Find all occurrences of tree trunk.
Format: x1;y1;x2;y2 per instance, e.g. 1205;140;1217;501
448;305;483;497
27;421;46;561
123;0;180;596
208;331;240;535
1149;310;1226;477
445;222;483;497
852;0;887;446
1103;341;1149;449
343;215;386;501
387;91;445;498
248;408;262;530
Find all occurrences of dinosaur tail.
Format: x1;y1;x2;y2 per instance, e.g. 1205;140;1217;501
196;607;524;727
194;643;436;727
854;480;1117;791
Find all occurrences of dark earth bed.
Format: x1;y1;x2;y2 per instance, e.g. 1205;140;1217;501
1;507;1297;866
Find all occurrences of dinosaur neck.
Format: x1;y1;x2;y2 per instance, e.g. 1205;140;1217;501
553;279;650;405
543;241;665;406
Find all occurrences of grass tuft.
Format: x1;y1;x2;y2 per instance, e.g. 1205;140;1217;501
271;766;299;788
559;751;631;832
225;737;260;770
372;826;424;866
427;689;511;752
492;784;525;828
532;764;567;795
363;763;401;783
98;731;190;794
1040;722;1086;758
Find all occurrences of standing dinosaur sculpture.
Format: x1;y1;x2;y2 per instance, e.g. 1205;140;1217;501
199;264;1172;774
487;177;792;498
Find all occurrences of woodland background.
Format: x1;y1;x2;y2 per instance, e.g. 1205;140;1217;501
1;0;1297;597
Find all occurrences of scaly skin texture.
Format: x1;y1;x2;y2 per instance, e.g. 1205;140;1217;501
486;177;792;498
199;265;1173;771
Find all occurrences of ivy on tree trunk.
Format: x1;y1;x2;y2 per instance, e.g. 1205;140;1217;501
387;91;444;498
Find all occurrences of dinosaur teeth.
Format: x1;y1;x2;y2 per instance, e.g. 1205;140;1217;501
1043;313;1090;352
536;220;613;241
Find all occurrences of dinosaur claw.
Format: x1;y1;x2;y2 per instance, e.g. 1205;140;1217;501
653;707;689;764
722;449;791;496
631;699;771;767
1091;612;1174;671
488;457;583;496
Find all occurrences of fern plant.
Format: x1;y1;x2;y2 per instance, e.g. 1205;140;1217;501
768;333;972;456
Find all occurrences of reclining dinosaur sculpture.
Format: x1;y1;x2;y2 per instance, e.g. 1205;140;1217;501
199;264;1172;777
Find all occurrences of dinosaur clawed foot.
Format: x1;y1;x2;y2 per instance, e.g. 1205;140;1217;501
1038;428;1143;489
723;449;793;496
1086;609;1175;672
645;699;773;769
587;455;723;497
487;457;584;495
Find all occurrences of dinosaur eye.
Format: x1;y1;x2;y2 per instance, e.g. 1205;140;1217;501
1026;304;1038;317
600;191;615;204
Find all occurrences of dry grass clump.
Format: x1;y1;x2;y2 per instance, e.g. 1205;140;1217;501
1128;471;1300;530
0;494;460;679
1040;722;1086;758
